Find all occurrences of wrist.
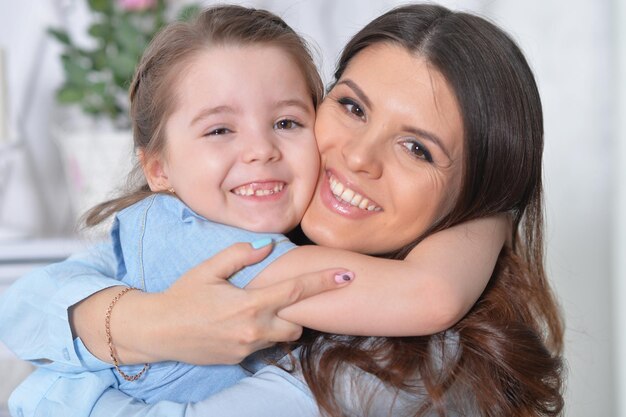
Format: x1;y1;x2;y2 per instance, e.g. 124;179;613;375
109;289;164;364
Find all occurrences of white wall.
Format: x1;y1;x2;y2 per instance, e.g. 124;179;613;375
614;0;626;415
0;1;618;416
484;2;615;416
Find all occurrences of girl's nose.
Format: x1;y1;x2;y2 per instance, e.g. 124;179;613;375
241;131;281;163
340;130;383;179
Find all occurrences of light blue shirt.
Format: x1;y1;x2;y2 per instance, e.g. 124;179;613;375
0;193;306;416
109;194;295;403
0;193;436;416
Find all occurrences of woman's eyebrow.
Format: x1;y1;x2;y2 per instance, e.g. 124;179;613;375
403;125;452;161
336;79;372;109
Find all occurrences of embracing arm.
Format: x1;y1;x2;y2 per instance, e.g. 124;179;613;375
70;243;351;365
264;215;507;336
88;366;319;417
0;243;123;371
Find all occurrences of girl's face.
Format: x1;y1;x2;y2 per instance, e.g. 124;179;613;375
301;43;465;254
145;45;319;233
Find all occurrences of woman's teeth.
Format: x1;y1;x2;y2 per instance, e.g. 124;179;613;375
329;176;381;211
233;183;284;196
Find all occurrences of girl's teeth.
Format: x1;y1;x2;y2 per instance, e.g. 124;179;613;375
234;183;283;196
358;199;369;209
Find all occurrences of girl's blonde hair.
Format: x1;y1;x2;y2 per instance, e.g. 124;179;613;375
85;5;323;226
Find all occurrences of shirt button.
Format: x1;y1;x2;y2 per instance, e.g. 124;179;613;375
62;348;70;361
16;408;24;417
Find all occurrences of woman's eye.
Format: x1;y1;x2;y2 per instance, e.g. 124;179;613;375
338;97;365;119
205;127;231;136
401;140;433;162
274;119;301;130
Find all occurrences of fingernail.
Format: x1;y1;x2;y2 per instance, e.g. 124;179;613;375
334;271;354;284
251;238;273;249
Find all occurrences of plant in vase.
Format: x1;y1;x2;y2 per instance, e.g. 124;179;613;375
48;0;198;235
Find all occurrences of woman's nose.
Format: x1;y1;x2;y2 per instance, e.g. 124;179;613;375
241;131;281;164
341;130;383;178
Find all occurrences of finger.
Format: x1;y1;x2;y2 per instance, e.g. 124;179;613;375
189;241;274;282
255;269;355;310
265;319;304;343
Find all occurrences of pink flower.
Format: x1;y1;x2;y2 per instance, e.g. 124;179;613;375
118;0;156;11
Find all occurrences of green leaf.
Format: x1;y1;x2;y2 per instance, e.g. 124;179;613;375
61;55;90;86
114;15;147;55
90;50;108;71
109;53;138;82
87;23;111;40
90;81;108;96
88;0;110;13
177;4;200;21
47;28;72;46
57;84;85;103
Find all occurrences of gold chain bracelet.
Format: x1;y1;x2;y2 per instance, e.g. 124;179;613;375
105;287;150;381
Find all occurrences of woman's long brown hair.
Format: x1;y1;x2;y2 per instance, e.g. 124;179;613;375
299;4;564;416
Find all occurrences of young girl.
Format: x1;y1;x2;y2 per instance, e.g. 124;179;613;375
5;4;505;414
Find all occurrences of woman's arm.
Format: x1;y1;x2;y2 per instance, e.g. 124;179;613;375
260;215;507;336
75;216;504;365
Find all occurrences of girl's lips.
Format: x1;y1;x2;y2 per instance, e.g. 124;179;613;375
231;181;285;196
318;170;382;219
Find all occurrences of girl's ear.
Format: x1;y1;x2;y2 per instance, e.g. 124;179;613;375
139;149;171;192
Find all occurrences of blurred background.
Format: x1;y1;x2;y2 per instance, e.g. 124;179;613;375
0;0;623;416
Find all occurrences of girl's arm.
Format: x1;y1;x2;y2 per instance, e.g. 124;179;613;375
256;215;507;336
0;243;123;371
0;242;349;370
69;243;351;365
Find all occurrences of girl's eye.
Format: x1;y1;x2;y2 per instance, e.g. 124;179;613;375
274;119;301;130
401;140;433;163
205;127;231;136
337;97;365;119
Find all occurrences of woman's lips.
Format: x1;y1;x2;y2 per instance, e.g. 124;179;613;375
328;173;381;211
319;170;382;218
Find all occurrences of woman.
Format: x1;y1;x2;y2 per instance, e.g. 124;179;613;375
1;3;563;416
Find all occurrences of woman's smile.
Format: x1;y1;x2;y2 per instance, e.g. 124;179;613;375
319;170;382;219
301;43;464;254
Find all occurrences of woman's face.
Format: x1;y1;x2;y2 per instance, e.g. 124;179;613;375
301;43;464;254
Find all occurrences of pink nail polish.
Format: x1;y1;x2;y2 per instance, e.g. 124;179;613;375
334;271;354;284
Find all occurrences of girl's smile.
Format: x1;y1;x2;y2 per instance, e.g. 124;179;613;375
143;45;320;233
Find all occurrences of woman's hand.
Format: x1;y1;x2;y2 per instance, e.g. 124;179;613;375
72;242;352;365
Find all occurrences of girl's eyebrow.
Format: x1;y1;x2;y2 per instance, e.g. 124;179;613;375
335;79;372;109
274;99;314;114
190;105;236;126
